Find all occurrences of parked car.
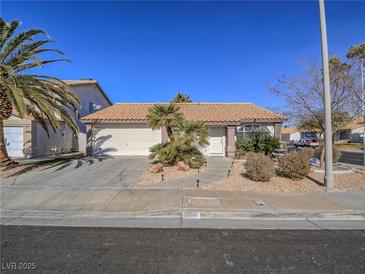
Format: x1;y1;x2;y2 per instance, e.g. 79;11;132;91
294;138;320;148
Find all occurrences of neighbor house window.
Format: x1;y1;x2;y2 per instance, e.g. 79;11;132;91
236;124;270;139
89;102;95;114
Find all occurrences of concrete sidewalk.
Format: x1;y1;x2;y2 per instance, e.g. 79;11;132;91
1;185;365;229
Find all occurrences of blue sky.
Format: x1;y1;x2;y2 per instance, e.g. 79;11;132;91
2;1;365;110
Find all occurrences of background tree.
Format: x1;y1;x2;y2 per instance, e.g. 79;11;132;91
171;92;192;103
270;57;359;132
269;57;361;166
0;18;79;167
346;42;365;165
346;43;365;121
347;43;365;60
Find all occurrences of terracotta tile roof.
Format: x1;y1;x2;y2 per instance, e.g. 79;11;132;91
281;127;299;134
338;116;364;130
81;103;286;124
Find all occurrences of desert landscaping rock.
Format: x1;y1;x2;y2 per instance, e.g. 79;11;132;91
177;161;190;172
150;163;164;173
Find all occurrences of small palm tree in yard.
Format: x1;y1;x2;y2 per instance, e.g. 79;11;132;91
147;104;183;145
0;19;79;167
147;102;208;168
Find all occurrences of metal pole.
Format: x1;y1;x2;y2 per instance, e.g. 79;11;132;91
319;0;334;187
361;61;365;167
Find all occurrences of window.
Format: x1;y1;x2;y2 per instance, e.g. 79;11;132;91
89;102;95;114
236;124;270;139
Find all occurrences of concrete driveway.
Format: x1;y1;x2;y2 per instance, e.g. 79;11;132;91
2;156;150;188
339;150;364;166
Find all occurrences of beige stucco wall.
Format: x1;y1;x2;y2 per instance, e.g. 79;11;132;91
352;126;364;134
31;122;74;157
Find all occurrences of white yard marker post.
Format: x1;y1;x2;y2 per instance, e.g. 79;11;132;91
319;0;334;187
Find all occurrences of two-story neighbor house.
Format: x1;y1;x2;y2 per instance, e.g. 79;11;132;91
4;79;112;158
81;103;285;157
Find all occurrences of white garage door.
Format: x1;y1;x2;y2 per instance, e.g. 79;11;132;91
93;124;161;156
4;127;24;157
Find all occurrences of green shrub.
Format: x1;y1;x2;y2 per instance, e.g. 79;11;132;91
236;138;254;152
277;148;313;180
182;147;205;168
314;145;342;163
149;143;176;166
235;131;280;155
245;153;275;182
149;142;205;168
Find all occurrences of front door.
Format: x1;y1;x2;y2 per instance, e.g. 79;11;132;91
208;127;226;156
209;137;223;154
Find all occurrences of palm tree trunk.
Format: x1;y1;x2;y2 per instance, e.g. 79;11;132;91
166;126;175;145
0;86;17;167
0;119;12;167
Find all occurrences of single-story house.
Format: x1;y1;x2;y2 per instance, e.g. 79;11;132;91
335;117;364;143
4;79;112;158
281;127;318;143
81;103;286;157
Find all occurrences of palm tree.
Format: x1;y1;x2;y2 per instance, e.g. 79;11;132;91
171;92;192;103
147;104;183;145
0;19;79;167
176;120;209;147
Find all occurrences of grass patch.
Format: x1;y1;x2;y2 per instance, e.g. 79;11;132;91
334;143;363;151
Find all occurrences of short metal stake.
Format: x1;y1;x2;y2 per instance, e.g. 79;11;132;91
196;179;200;188
161;173;164;182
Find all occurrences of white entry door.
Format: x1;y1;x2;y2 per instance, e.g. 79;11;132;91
4;127;24;157
209;137;223;154
207;127;226;156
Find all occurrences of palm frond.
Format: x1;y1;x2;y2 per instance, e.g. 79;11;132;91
0;19;20;49
0;28;46;61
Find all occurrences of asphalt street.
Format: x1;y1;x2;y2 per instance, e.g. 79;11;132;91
1;226;365;273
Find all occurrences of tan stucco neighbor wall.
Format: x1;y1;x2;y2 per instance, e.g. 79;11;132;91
31;122;74;157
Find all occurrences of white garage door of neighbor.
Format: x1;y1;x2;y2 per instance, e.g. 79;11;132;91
4;127;24;157
94;124;161;156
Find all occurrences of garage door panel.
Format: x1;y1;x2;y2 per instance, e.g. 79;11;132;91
94;124;161;156
4;127;24;157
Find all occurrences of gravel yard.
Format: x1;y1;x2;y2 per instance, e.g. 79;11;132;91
202;162;365;192
136;165;204;187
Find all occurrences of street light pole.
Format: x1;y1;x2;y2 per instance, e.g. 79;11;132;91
318;0;334;187
361;60;365;167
